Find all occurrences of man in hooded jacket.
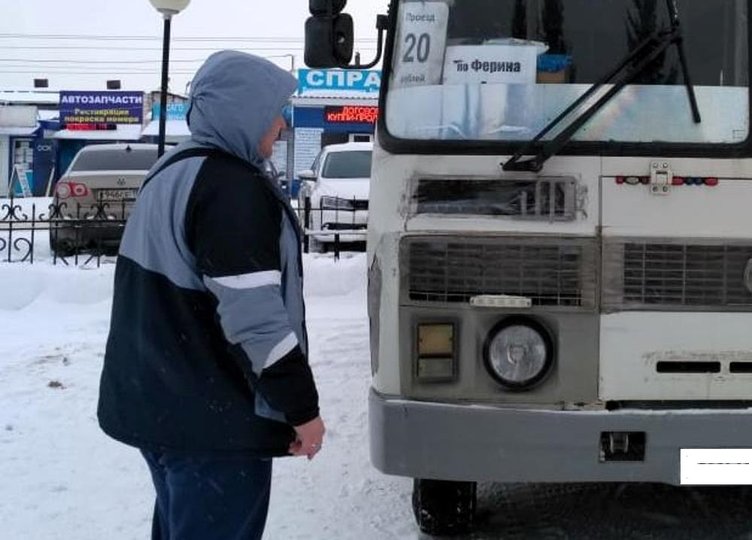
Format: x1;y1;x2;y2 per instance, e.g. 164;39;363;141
97;51;325;540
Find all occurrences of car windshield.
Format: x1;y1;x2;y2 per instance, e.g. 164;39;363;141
385;0;749;146
321;150;373;178
72;148;159;171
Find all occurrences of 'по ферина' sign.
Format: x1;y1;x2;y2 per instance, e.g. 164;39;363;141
443;45;539;85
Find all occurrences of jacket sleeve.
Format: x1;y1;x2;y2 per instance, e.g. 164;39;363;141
185;157;319;426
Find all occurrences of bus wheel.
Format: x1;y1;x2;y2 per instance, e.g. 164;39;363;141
412;478;477;535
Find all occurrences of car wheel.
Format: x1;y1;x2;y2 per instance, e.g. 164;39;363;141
49;231;76;258
412;478;477;536
104;245;120;257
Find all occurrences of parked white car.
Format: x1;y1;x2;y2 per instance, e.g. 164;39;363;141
297;142;372;251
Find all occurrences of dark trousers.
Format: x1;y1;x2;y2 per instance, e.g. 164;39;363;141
141;449;273;540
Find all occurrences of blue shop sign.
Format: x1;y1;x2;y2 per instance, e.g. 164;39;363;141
298;69;381;94
151;102;189;121
59;91;144;125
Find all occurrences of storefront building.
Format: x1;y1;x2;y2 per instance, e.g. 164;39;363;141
141;93;191;144
52;90;145;185
290;69;380;196
0;105;42;197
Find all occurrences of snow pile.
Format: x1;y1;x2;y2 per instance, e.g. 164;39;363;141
304;252;367;299
0;263;114;311
0;253;415;540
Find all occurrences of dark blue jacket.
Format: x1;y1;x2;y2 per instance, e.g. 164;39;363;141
98;52;318;456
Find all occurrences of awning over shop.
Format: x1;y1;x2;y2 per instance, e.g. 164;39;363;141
52;125;143;141
0;126;40;136
37;110;59;121
141;119;191;138
291;93;379;107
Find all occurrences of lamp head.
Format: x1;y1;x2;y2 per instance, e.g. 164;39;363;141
149;0;190;15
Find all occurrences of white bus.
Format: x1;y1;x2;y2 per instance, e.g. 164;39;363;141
307;0;752;535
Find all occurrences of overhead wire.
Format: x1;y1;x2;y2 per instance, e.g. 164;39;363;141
0;33;379;83
0;33;377;43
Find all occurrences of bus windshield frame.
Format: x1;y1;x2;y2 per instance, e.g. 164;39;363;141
377;0;752;159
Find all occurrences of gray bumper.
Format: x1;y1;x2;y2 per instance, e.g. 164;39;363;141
52;223;125;245
369;389;752;485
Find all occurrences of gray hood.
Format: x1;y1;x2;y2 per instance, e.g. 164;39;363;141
188;51;296;167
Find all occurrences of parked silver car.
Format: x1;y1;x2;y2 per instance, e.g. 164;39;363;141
49;143;159;256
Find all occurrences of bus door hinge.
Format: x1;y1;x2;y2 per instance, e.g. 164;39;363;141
649;161;673;196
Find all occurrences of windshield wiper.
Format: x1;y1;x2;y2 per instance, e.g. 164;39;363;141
503;0;701;173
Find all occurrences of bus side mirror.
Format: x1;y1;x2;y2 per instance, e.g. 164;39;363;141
305;0;354;68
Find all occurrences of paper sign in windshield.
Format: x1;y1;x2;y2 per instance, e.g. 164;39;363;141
443;45;538;85
391;1;449;89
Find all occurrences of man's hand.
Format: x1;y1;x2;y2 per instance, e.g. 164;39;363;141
289;416;326;460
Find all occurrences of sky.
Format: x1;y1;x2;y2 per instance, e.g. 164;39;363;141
0;0;389;93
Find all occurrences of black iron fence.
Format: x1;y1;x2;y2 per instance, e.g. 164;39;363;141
0;195;367;265
0;196;129;267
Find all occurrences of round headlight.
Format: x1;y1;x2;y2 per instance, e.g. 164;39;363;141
483;317;554;390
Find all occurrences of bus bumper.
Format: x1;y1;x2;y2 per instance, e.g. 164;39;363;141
369;389;752;485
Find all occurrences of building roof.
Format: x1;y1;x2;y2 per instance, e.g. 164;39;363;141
0;126;40;136
37;110;59;121
141;119;191;138
0;91;60;106
291;93;379;107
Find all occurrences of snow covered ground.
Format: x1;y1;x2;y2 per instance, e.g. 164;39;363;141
0;253;414;540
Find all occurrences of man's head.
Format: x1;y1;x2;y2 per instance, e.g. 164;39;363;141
187;51;296;166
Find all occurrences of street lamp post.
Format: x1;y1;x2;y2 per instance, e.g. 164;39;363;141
149;0;191;157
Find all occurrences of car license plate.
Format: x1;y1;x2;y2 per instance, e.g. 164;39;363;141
98;189;138;201
681;449;752;485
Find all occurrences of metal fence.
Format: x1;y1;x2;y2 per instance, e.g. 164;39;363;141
0;195;367;265
296;196;368;260
0;196;128;267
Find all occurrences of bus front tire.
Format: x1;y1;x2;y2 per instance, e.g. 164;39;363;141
412;478;477;536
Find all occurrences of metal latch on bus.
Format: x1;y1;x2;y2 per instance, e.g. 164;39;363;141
470;295;532;309
649;161;673;196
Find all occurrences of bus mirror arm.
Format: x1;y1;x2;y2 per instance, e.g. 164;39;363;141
502;0;701;174
348;15;389;70
305;0;388;70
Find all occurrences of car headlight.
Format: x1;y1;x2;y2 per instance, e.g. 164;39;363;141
320;196;355;210
483;317;554;390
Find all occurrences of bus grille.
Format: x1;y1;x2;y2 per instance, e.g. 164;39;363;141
603;240;752;310
405;237;598;308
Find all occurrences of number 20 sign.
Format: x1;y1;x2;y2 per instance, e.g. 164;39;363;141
391;1;449;89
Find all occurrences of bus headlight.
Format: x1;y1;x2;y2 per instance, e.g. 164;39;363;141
483;317;554;390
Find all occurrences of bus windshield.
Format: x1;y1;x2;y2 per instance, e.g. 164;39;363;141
385;0;749;147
